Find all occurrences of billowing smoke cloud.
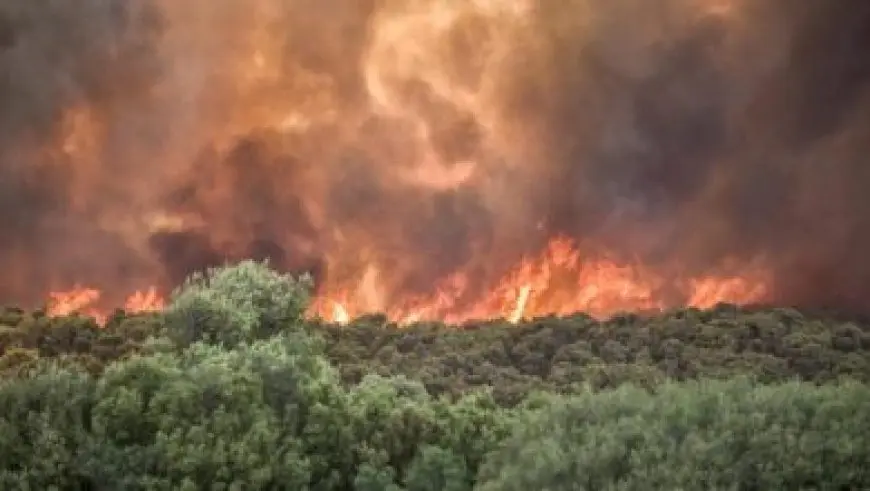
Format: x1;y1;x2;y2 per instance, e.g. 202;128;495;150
0;0;869;315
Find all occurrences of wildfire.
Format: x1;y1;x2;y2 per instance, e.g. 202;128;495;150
46;286;165;325
14;0;830;326
308;236;770;325
45;235;769;326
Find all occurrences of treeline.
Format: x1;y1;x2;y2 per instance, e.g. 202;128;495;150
3;300;869;404
317;307;870;405
0;261;868;489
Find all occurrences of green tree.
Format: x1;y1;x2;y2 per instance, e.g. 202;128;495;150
405;445;470;491
0;363;96;488
80;336;322;489
164;260;313;348
476;378;870;490
354;463;404;491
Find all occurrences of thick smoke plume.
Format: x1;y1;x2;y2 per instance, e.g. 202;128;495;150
1;0;869;316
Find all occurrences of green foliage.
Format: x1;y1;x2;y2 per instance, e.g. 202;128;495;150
83;337;317;489
405;445;471;491
477;378;870;490
294;372;512;490
354;463;403;491
164;260;313;348
0;364;94;488
320;308;870;404
0;262;868;488
3;302;869;394
0;334;514;489
0;309;163;377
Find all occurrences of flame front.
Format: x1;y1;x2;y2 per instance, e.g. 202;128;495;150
308;236;769;325
47;287;165;325
47;235;768;325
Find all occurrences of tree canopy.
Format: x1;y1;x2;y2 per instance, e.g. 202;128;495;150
0;261;867;489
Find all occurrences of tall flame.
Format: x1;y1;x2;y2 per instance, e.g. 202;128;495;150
46;235;768;325
47;287;165;325
308;236;770;325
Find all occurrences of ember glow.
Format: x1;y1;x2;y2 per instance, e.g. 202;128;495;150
47;287;165;325
2;0;869;323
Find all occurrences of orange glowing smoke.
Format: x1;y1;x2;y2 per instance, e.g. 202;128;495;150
34;0;776;326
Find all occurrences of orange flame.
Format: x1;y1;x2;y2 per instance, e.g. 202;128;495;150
307;236;770;325
44;236;769;326
123;287;167;314
46;286;165;326
46;287;103;321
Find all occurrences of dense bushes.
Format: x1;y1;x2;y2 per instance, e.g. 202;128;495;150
319;308;870;404
0;261;868;489
0;336;511;489
477;379;870;490
3;301;869;403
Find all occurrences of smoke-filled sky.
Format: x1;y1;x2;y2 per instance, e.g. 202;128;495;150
1;0;869;315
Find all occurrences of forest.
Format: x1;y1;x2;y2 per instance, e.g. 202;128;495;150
0;261;868;489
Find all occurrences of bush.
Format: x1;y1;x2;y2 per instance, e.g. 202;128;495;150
476;378;870;490
164;260;313;348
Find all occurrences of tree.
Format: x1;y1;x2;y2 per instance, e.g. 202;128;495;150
0;363;96;488
404;445;470;491
164;260;313;348
476;378;870;490
80;336;324;489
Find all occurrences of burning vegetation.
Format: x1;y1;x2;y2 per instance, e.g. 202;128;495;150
1;0;869;324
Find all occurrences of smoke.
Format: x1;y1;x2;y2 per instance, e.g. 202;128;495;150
0;0;869;314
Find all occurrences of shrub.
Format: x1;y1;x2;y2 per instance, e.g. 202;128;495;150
477;378;870;490
164;260;313;348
